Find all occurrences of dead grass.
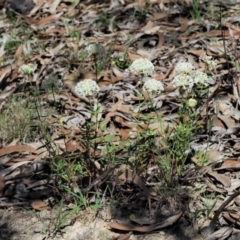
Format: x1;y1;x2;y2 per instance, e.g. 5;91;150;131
0;93;58;143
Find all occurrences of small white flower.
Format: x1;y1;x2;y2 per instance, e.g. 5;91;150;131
74;79;99;98
193;71;209;86
129;58;154;76
187;98;197;108
175;62;195;75
41;77;64;91
143;78;164;96
200;55;217;70
172;73;194;89
84;43;99;55
19;63;34;75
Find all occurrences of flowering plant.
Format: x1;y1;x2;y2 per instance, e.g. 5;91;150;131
192;71;209;86
172;62;211;90
41;77;64;91
200;55;217;71
74;79;99;98
84;43;99;55
19;64;35;75
129;58;155;76
187;98;197;108
143;78;164;97
175;62;195;75
172;73;194;89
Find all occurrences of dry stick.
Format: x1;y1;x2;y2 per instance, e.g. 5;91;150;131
82;164;120;194
208;190;240;230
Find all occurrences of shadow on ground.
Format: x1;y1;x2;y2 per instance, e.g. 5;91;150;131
0;214;19;240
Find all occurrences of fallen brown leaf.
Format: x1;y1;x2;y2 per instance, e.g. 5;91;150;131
0;145;39;158
109;212;182;232
31;200;51;211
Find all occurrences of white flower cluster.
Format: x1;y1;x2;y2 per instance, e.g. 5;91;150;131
193;71;209;86
172;73;194;89
129;58;155;76
172;62;210;89
83;43;106;59
85;43;98;55
187;98;197;108
41;76;64;91
143;78;164;96
175;62;195;75
74;79;99;98
19;64;35;75
200;55;217;70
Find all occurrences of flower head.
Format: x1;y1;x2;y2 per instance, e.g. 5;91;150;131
200;55;217;70
193;71;209;86
172;73;194;89
129;58;154;76
74;79;99;98
85;43;99;56
19;63;34;75
41;77;64;91
84;43;106;58
187;98;197;108
143;78;164;96
175;62;195;75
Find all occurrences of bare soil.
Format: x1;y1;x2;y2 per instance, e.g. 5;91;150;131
0;207;202;240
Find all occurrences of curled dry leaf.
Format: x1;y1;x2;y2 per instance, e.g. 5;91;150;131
215;160;240;171
205;166;231;187
109;212;182;233
31;200;51;211
65;140;85;153
0;145;39;158
205;226;232;240
223;213;240;227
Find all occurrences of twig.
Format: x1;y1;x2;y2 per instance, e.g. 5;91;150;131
207;190;240;233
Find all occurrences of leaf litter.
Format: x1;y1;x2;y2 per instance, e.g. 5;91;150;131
1;0;240;239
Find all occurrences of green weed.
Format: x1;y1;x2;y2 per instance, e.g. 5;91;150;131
190;0;203;21
96;11;110;29
133;1;150;23
4;39;23;55
196;192;218;218
28;201;80;237
113;54;131;70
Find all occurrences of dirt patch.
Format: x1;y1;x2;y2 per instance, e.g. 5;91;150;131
0;207;202;240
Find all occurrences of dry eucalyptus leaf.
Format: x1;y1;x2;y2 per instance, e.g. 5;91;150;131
31;200;51;211
109;212;182;232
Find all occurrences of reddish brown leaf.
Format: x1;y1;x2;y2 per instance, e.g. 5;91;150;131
66;140;85;152
24;14;62;26
31;200;51;211
187;49;206;57
223;213;240;227
148;13;168;21
127;51;143;61
215;160;240;170
0;145;39;158
179;18;189;32
206;168;231;187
